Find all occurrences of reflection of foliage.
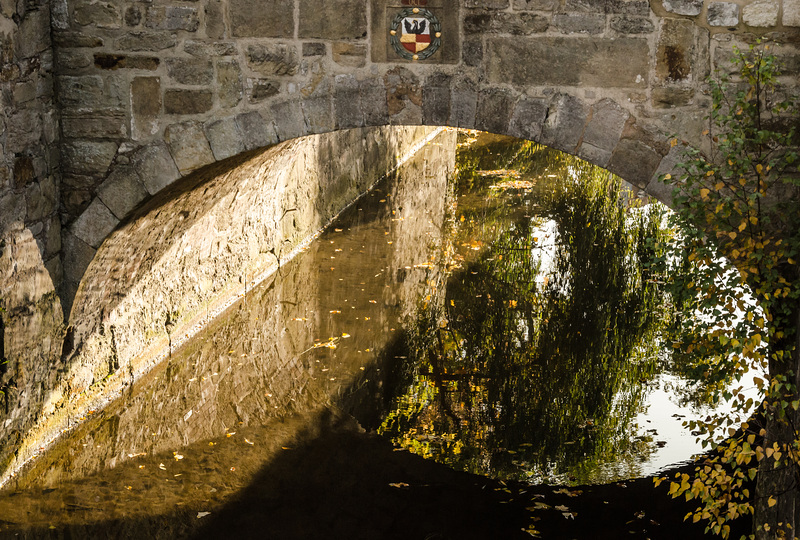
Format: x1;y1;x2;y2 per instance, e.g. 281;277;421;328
650;42;799;539
380;134;673;485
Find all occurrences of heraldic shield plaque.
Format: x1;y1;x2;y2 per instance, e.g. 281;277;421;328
370;0;460;64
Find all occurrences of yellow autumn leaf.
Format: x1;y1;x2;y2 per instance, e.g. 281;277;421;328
738;221;747;232
706;170;715;177
768;496;777;507
700;188;710;199
728;232;737;240
664;173;672;180
714;182;724;191
670;138;678;147
756;164;763;174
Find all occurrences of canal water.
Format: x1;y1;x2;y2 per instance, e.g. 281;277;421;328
0;130;754;538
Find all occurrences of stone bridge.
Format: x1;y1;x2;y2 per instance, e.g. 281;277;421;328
0;0;798;481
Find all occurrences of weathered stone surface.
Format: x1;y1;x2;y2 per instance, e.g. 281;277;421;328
464;12;549;34
73;0;120;28
422;73;451;126
566;0;650;14
53;32;104;48
540;93;588;152
466;0;508;7
651;86;694;107
166;58;213;85
5;109;42;153
553;13;606;34
334;74;363;130
62;115;127;138
230;0;293;38
249;79;280;102
164;90;213;115
299;0;367;39
62;231;97;285
476;88;514;135
610;15;654;33
303;42;326;56
513;0;558;9
183;40;237;58
0;192;26;230
707;2;739;26
96;165;149;219
13;156;36;188
742;0;778;26
271;101;305;141
145;6;199;31
62;140;117;176
204;117;245;161
662;0;702;15
607;137;662;188
131;76;161;140
58;75;124;113
784;0;800;26
70;198;120;248
15;10;50;60
462;37;483;67
656;18;694;82
235;111;277;150
333;43;367;68
44;215;61;258
25;175;56;221
246;44;298;76
115;32;177;52
164;121;214;174
124;5;141;26
131;141;181;195
508;96;548;142
486;37;649;88
450;78;478;128
218;61;243;108
205;1;225;39
385;67;421;120
94;53;159;70
360;78;390;126
302;95;334;134
582;99;629;152
57;49;92;69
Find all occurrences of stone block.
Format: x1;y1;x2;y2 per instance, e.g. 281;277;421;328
607;138;661;188
13;156;35;188
299;0;367;39
249;79;280;103
94;53;160;70
540;93;588;153
131;76;161;140
44;215;61;258
53;32;104;48
164;90;213;115
384;66;421;119
513;0;558;9
145;6;200;31
581;99;629;152
164;121;215;175
333;42;367;68
62;231;97;286
0;192;25;230
204;117;246;161
553;13;605;34
231;0;294;37
205;1;225;39
115;32;177;52
246;43;299;76
462;37;483;67
360;78;390;126
5;109;42;154
184;40;237;57
651;86;694;107
301;95;334;134
235;111;277;150
476;88;514;135
70;198;120;248
577;142;612;167
25;175;56;221
166;58;213;85
422;73;451;126
449;78;478;129
62;187;93;219
96;165;149;219
303;42;326;56
610;15;654;33
334;74;363;130
124;5;141;26
645;144;685;206
271;101;305;141
508;97;548;142
58;75;124;113
707;2;739;26
218;60;243;108
132;141;181;195
15;9;50;60
656;18;694;83
52;0;69;30
62;115;128;138
742;0;778;26
464;12;549;35
785;0;800;25
73;0;120;28
466;0;509;6
57;49;92;70
62;140;118;177
566;0;649;14
486;37;649;88
662;0;702;15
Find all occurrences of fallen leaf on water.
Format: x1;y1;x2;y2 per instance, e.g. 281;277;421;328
230;467;236;472
562;512;577;520
173;452;183;461
388;482;409;488
125;486;132;490
159;463;166;470
555;505;569;512
197;512;211;519
226;432;236;437
245;438;254;445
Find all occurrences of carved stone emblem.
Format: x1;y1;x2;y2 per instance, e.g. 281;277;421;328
389;7;442;61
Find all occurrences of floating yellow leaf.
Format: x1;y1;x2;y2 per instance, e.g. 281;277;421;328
768;496;777;507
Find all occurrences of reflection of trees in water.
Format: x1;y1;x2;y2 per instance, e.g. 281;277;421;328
379;133;672;485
